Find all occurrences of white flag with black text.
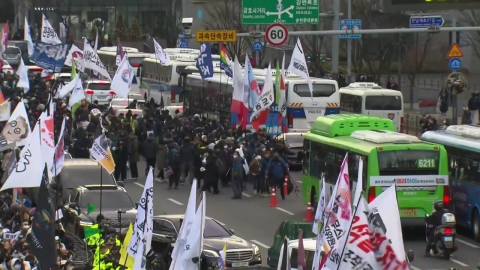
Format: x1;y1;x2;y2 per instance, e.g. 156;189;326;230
68;78;86;108
153;38;170;65
41;14;61;44
82;39;111;80
288;38;313;99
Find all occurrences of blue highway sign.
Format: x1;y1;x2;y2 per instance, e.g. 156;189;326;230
448;58;462;72
409;16;444;28
340;19;362;39
252;41;263;52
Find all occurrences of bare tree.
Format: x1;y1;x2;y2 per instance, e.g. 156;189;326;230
203;0;252;60
154;0;181;47
401;33;434;108
459;10;480;61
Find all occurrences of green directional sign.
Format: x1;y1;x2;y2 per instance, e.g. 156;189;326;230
241;0;320;25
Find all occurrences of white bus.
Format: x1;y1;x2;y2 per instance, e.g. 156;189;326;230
253;69;340;131
97;50;151;75
183;68;339;133
339;82;404;132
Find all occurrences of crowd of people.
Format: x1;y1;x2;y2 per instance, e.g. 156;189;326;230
0;65;296;269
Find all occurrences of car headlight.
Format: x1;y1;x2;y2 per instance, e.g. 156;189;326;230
79;220;93;226
252;244;260;254
203;250;219;257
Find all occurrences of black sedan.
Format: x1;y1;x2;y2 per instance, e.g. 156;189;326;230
62;185;137;237
151;215;262;269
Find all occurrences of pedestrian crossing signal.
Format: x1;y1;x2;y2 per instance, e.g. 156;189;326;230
446;42;463;59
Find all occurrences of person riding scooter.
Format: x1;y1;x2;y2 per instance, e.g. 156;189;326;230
425;201;447;256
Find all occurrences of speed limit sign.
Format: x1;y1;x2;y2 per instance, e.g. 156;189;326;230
265;23;288;47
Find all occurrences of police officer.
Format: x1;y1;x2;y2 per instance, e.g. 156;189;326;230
146;249;167;270
425;201;446;256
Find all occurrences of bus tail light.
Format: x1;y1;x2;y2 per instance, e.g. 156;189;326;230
288;113;293;128
443;185;451;209
400;116;404;133
368;187;376;203
85;90;94;95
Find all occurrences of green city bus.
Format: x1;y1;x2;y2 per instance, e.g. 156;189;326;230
302;114;450;226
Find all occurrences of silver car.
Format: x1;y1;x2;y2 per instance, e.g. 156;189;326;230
2;46;22;66
84;80;113;105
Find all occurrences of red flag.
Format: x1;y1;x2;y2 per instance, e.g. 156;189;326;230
0;21;8;71
297;230;307;270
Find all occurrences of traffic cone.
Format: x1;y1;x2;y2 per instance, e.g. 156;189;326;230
269;187;278;207
283;177;289;196
303;202;314;222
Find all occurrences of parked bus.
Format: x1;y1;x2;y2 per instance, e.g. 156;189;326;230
422;125;480;241
97;50;151;75
302;114;449;226
339;83;404;132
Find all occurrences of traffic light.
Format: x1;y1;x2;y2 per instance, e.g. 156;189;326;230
307;55;311;61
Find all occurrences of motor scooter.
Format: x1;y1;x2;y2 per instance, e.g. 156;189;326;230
425;212;457;260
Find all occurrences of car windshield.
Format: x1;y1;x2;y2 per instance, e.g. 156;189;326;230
4;47;20;54
60;166;116;189
203;219;231;238
87;83;111;90
80;190;134;210
276;134;304;148
111;100;129;106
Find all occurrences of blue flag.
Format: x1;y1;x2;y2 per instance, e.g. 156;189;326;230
32;42;70;73
196;43;214;79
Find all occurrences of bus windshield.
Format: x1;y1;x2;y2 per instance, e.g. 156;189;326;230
365;96;402;110
293;84;335;98
378;150;439;175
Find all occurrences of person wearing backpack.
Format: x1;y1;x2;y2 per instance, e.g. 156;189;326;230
166;141;180;189
265;151;289;200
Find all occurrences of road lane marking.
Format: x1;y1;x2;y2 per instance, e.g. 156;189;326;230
134;183;144;188
251;240;270;249
296;181;302;183
167;198;184;206
409;266;420;270
456;238;480;248
450;258;468;267
154;179;167;184
276;207;294;215
242;193;252;198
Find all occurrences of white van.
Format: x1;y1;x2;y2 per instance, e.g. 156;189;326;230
276;238;320;270
339;82;404;132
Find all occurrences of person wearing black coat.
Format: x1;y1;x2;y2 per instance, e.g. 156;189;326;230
202;150;220;194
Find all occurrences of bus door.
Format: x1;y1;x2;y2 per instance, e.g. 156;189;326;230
364;95;403;132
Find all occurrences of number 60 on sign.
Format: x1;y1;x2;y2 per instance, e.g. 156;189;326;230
265;23;289;47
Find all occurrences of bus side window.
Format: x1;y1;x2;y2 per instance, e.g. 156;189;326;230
310;142;324;179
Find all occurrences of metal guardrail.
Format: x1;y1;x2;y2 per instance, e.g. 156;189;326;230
66;231;93;269
401;113;424;138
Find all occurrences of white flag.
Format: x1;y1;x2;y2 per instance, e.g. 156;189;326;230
369;184;406;261
41;14;61;44
353;158;363;207
68;77;86;108
128;167;154;257
288;38;313;99
312;176;326;270
82;39;111;80
51;117;66;176
170;179;198;270
16;58;30;91
1;101;31;147
0;101;11;122
110;55;133;99
250;63;274;121
153;38;170;65
39;111;56;182
1;124;45;190
322;197;377;270
180;192;206;270
64;45;84;72
321;154;352;255
24;17;34;56
131;167;154;270
58;75;80;99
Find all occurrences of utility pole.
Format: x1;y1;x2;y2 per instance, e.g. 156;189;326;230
347;0;352;82
451;14;458;124
331;0;340;79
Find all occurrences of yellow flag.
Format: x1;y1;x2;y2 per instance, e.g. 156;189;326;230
119;223;135;268
91;134;115;174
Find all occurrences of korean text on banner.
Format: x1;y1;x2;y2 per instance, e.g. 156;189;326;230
153;38;170;65
195;43;214;79
32;42;69;73
41;14;61;44
83;39;111;80
288;38;313;99
251;64;274;121
90;134;115;174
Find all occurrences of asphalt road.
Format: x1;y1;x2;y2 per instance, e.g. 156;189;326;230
122;160;480;269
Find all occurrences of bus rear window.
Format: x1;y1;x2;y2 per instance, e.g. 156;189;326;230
365;96;402;110
293;84;335;97
378;150;439;175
